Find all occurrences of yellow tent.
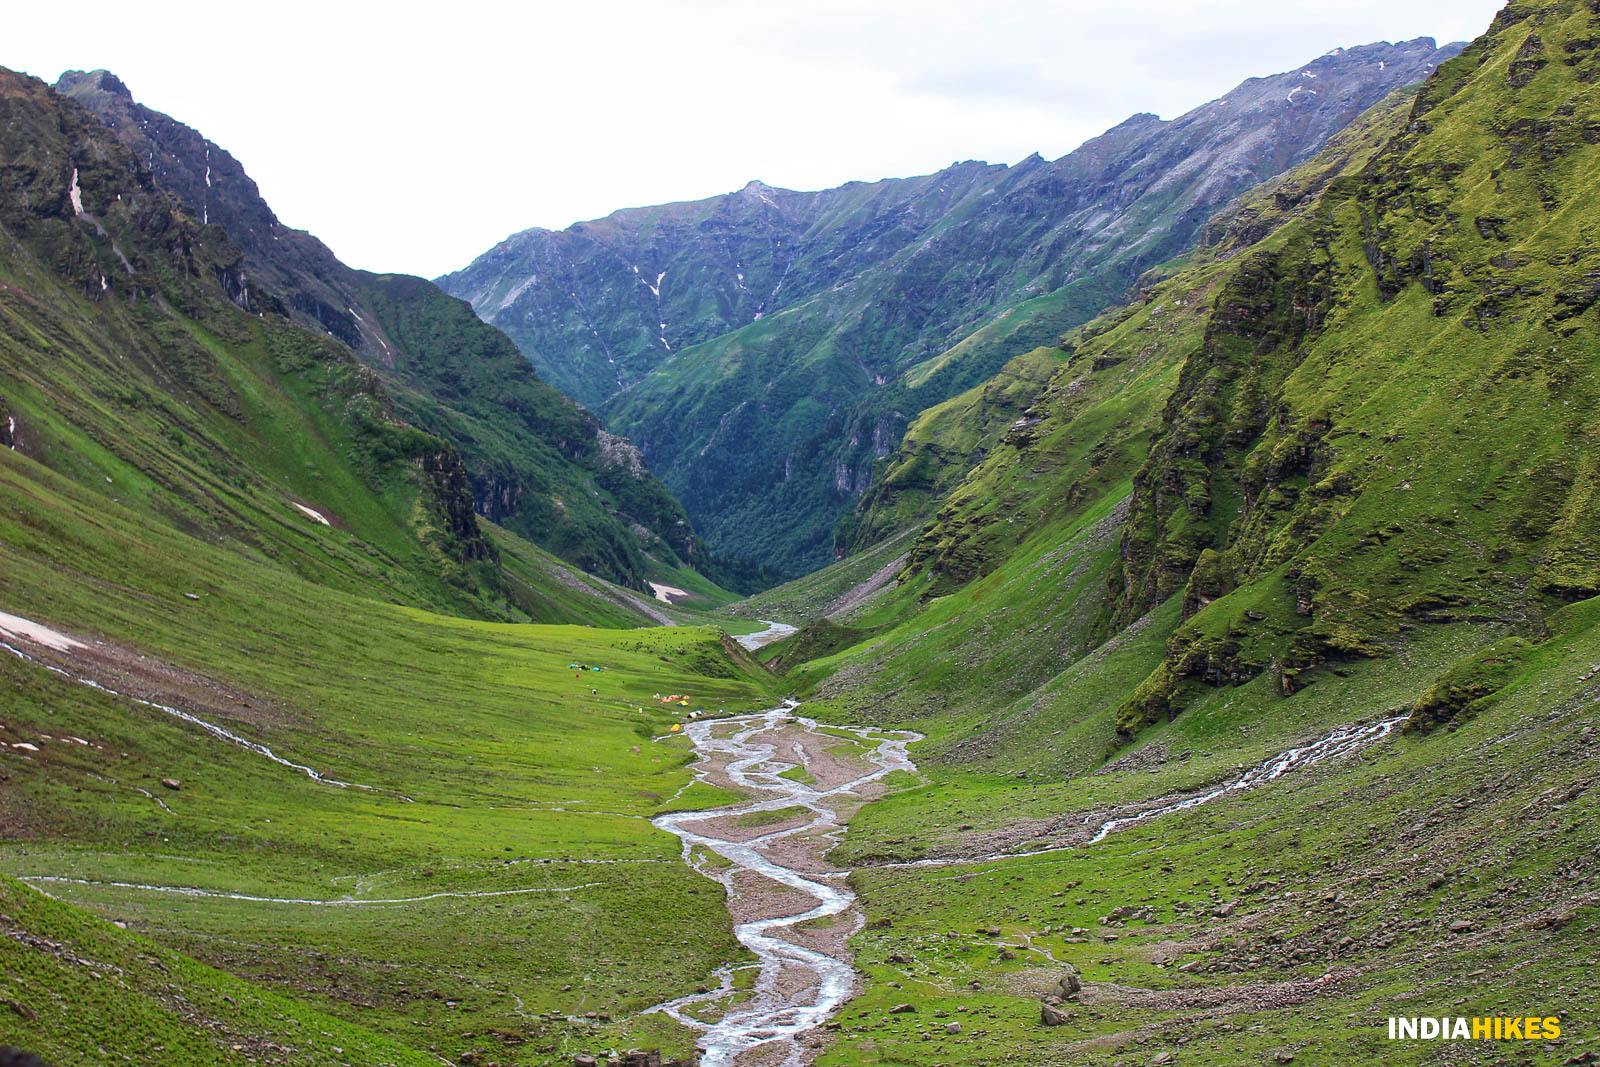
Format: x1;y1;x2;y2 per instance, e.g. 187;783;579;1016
670;723;683;733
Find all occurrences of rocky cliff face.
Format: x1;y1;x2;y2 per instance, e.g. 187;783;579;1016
56;70;701;590
0;66;504;608
444;39;1462;579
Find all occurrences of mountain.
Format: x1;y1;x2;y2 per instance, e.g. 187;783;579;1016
744;3;1600;1060
845;84;1427;560
443;39;1461;579
0;66;507;617
55;70;706;592
0;64;779;1066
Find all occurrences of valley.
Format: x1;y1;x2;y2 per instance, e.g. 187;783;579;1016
4;1;1599;1064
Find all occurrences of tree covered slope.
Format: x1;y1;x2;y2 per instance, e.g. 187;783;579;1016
56;70;705;592
445;40;1460;578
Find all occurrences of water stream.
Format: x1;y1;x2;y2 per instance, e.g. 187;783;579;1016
735;620;798;652
649;709;1405;1063
646;705;919;1066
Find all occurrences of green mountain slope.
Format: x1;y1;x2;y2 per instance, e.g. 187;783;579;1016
714;2;1600;1060
0;452;774;1065
1110;1;1600;734
0;68;507;618
844;87;1428;558
0;66;780;1066
56;70;705;592
780;0;1600;767
445;40;1460;579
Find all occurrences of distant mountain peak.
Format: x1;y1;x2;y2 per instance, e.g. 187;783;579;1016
739;179;783;204
440;37;1461;576
56;68;132;100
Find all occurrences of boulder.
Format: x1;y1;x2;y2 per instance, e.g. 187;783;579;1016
1055;965;1082;1000
1040;1001;1071;1026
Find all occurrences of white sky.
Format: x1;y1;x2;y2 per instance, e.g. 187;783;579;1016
6;1;1504;278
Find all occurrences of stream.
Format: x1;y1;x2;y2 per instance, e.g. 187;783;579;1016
735;620;798;652
646;705;920;1067
647;708;1406;1064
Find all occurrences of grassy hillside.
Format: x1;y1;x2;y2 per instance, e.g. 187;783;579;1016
721;2;1600;1060
57;69;708;594
819;597;1599;1065
446;42;1458;580
1112;0;1600;733
0;450;777;1064
844;87;1428;558
0;68;512;620
0;66;783;1065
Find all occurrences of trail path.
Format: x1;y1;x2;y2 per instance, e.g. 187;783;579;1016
646;705;920;1067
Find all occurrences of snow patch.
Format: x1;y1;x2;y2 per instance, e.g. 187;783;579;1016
497;274;539;312
68;168;84;216
0;610;87;653
648;582;689;605
735;620;797;651
291;502;331;526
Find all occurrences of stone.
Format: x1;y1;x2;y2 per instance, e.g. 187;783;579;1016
1041;1001;1071;1026
1056;966;1082;1000
889;1003;916;1014
160;778;182;790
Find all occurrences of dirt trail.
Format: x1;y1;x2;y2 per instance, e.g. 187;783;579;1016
647;705;920;1067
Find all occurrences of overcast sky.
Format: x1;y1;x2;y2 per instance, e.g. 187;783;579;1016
7;1;1504;278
